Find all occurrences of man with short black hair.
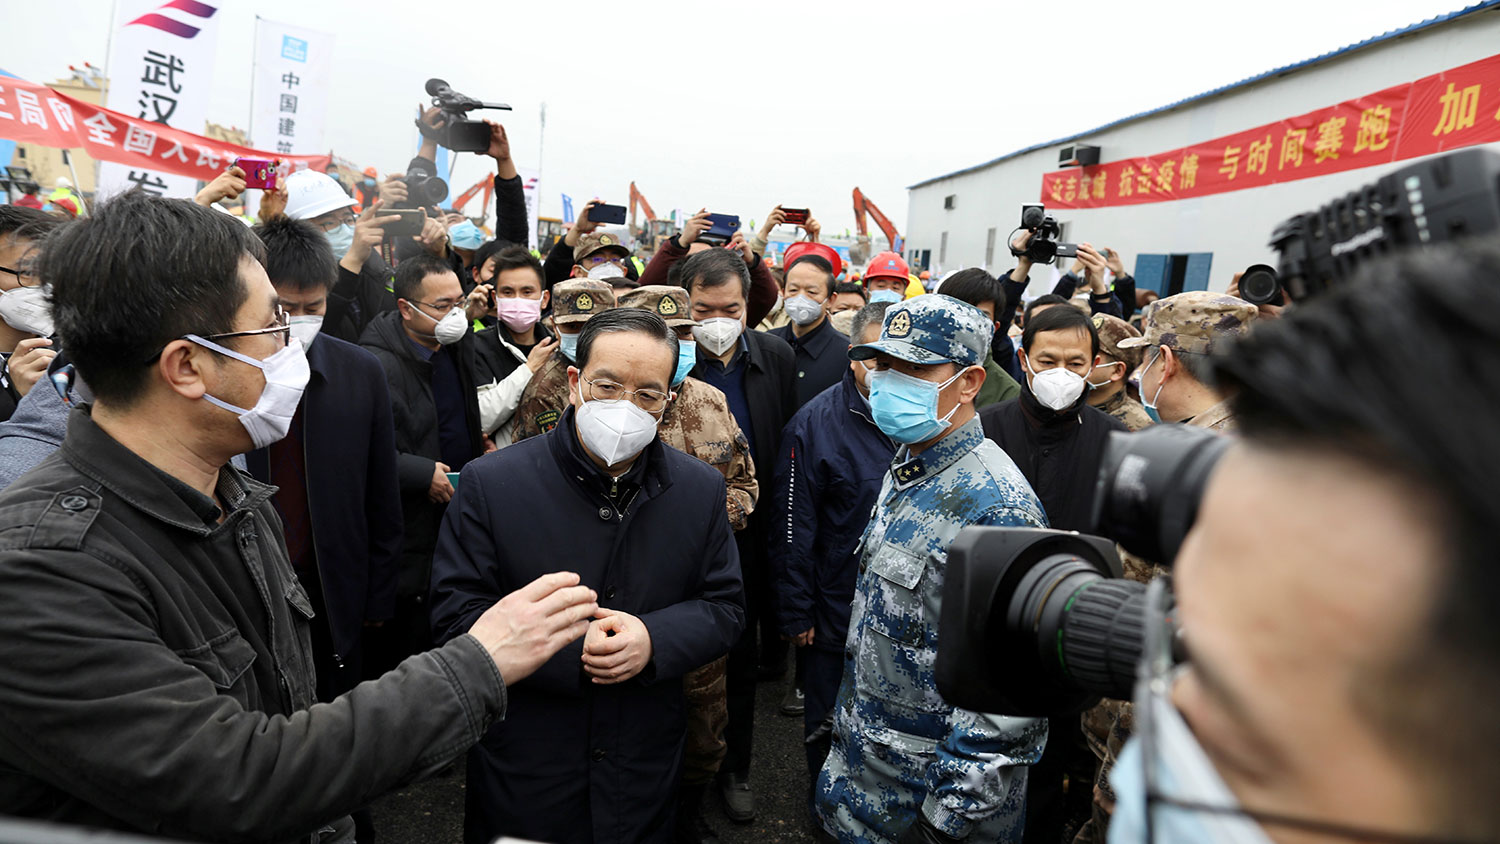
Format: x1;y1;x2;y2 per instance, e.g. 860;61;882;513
682;246;796;821
937;268;1022;408
253;216;364;344
830;281;868;314
0;207;62;422
432;307;745;844
0;192;599;842
360;252;485;672
768;253;849;409
466;245;558;446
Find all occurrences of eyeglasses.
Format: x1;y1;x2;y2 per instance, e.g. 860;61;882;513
581;375;671;415
313;210;357;232
203;304;291;349
1135;579;1473;844
0;264;40;288
582;254;625;267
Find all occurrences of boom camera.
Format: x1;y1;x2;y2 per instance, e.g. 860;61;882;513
935;425;1228;716
1239;147;1500;305
423;78;513;154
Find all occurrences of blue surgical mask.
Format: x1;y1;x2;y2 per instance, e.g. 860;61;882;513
1108;692;1275;844
868;366;968;444
324;223;354;257
673;339;697;386
558;331;579;362
1139;348;1165;423
868;288;903;305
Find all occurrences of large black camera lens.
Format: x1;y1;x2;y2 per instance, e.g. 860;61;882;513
937;528;1147;715
1091;425;1229;565
1238;263;1284;306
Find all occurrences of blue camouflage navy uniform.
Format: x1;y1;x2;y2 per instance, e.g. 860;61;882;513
815;294;1050;843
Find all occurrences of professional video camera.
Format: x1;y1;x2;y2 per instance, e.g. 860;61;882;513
935;424;1229;716
1239;147;1500;306
1009;203;1079;265
422;78;512;154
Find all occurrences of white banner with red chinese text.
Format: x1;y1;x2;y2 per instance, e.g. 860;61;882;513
97;0;224;198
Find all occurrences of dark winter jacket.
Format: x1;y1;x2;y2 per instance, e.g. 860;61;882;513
0;407;504;843
430;406;745;844
244;334;404;662
768;370;895;651
978;387;1129;531
359;311;483;598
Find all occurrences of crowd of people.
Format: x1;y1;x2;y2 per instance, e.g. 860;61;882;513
0;108;1496;844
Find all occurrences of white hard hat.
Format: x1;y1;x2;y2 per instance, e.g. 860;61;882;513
55;176;72;188
283;169;356;220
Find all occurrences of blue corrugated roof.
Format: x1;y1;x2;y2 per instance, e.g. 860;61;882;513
908;1;1500;190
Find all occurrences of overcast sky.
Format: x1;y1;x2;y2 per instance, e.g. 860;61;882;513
1;0;1471;234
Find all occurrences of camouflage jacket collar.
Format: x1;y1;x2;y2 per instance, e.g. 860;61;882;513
889;416;984;491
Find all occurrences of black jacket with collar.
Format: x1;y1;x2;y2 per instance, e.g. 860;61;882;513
430;405;745;844
0;407;504;843
768;316;850;411
978;387;1129;532
359;310;483;598
244;334;405;662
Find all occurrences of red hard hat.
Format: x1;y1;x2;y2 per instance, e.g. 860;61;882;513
865;251;908;281
782;242;843;279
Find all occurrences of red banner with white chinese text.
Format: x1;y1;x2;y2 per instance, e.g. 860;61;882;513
0;74;330;188
1040;52;1500;208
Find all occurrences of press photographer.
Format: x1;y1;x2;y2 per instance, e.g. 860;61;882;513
938;242;1500;842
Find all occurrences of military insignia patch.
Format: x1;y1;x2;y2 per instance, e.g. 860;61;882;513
1093;315;1105;329
659;296;679;316
576;293;594;311
536;409;561;432
888;309;912;338
599;235;613;246
894;458;926;484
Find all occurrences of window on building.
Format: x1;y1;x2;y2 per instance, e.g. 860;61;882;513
985;227;997;269
940;232;948;265
1134;252;1214;296
943;195;956;210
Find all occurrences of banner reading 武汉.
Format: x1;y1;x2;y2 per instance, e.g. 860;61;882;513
251;18;335;157
97;0;224;199
1039;51;1500;208
0;74;331;182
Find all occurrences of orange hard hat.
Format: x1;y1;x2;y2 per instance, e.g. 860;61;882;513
363;166;378;178
919;270;931;280
864;251;909;282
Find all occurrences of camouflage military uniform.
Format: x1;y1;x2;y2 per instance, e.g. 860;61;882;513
617;285;760;787
815;295;1050;844
1187;398;1237;433
1089;314;1155;432
1096;389;1155;432
510;280;615;443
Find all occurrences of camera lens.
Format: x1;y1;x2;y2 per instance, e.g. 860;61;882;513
1091;425;1230;565
1239;264;1284;306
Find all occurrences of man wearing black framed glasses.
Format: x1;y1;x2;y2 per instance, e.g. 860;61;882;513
0;205;63;422
0;192;599;842
432;307;745;844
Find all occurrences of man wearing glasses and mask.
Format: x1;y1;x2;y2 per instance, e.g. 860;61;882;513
0;193;601;842
431;307;745;844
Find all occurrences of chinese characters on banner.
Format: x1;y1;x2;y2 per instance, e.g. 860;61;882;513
1039;51;1500;208
0;74;330;182
98;0;224;199
250;18;334;156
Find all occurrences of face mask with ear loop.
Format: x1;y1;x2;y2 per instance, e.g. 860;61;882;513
1139;348;1166;423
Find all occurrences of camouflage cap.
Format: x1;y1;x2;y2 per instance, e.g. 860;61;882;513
1091;313;1145;370
551;280;616;324
850;294;994;368
573;232;631;265
1117;291;1257;356
617;285;699;328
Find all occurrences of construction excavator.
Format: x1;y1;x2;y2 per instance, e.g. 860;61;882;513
630;181;679;258
851;187;904;267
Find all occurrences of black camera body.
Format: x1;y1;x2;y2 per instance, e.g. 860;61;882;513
1240;147;1500;305
391;158;449;210
935;424;1229;716
425;78;512;154
1012;204;1078;265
